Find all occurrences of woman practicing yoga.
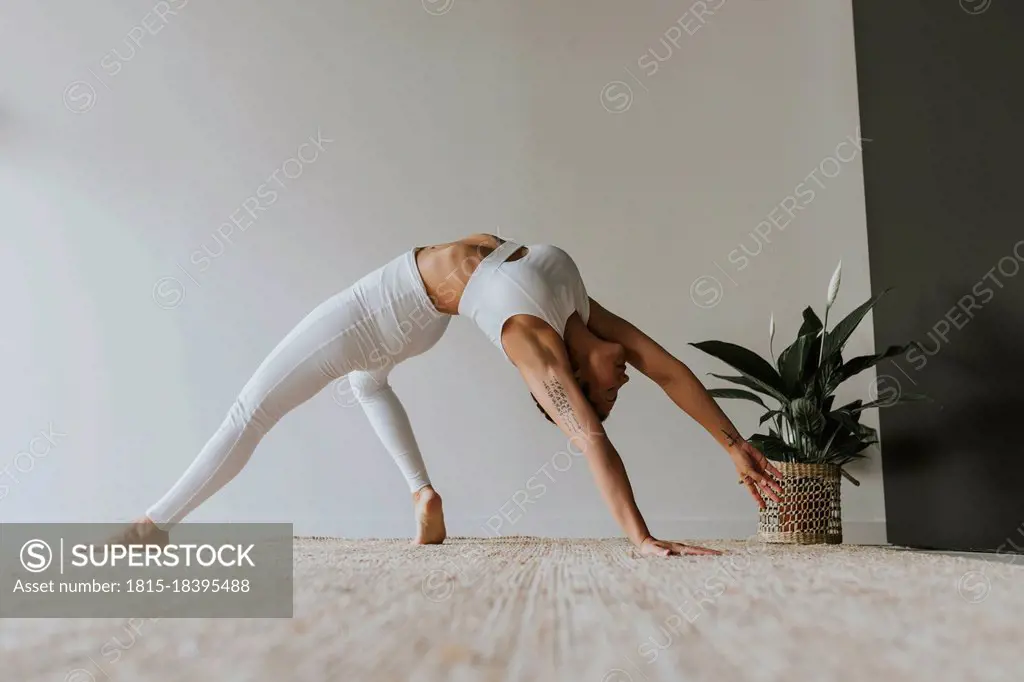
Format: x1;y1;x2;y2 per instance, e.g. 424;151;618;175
120;234;782;556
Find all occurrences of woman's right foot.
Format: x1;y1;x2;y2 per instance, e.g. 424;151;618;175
109;518;169;547
412;487;446;545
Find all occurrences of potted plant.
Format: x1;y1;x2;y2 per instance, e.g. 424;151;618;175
691;262;925;544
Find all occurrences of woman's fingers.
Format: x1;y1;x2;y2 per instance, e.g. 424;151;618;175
758;478;782;503
755;471;784;498
748;444;785;482
762;459;784;481
743;479;766;508
640;540;671;557
740;468;780;504
745;470;781;503
643;540;723;557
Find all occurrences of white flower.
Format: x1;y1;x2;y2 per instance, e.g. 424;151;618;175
826;261;842;309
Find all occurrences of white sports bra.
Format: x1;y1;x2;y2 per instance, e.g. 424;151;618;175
458;240;591;362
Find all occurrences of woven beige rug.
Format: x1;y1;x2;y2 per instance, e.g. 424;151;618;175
3;537;1020;682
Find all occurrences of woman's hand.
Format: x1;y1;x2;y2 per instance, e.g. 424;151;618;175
640;537;722;556
727;439;784;509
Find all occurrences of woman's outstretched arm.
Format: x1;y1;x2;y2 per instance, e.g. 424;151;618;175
502;318;720;556
586;298;783;508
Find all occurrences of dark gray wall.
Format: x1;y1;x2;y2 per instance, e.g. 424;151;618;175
853;0;1024;552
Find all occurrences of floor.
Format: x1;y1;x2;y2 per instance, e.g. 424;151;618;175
4;537;1021;682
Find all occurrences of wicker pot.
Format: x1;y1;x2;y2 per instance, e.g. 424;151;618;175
758;462;842;544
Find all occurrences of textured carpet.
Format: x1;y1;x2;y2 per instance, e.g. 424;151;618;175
3;537;1021;682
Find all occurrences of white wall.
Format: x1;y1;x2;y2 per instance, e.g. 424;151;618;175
0;0;883;542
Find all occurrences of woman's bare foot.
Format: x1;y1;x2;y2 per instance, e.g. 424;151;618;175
108;518;170;547
412;486;446;545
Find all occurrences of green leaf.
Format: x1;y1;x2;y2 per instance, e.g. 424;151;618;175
709;374;787;403
840;468;862;486
779;333;815;397
798;307;823;337
692;340;787;400
848;393;930;412
835;434;877;462
706;388;768;409
830;409;876;441
838;399;864;413
748;434;798;462
791;397;825;436
818;424;844;460
830;409;860;431
823;289;892;358
834;343;914;386
819;348;843;385
821;428;873;463
805;332;824;383
759;409;786;426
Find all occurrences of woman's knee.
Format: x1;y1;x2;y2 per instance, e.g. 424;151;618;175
347;370;390;402
226;396;279;436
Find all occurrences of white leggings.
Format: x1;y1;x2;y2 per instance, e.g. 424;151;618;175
146;249;450;528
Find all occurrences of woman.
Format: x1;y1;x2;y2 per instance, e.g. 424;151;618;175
121;234;782;555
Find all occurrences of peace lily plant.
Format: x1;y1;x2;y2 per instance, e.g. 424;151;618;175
692;262;925;485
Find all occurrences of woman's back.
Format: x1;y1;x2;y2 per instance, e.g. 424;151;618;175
415;234;527;315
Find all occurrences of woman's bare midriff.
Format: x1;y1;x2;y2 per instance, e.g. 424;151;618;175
414;234;527;315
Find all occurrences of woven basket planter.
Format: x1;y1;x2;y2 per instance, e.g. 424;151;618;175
758;462;842;544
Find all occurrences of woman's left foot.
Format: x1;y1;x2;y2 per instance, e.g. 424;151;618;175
108;518;169;547
412;487;446;545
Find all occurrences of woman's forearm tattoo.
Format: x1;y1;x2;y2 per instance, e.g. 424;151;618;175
721;428;741;447
543;378;584;434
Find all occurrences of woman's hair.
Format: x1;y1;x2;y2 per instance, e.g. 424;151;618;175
531;384;608;423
